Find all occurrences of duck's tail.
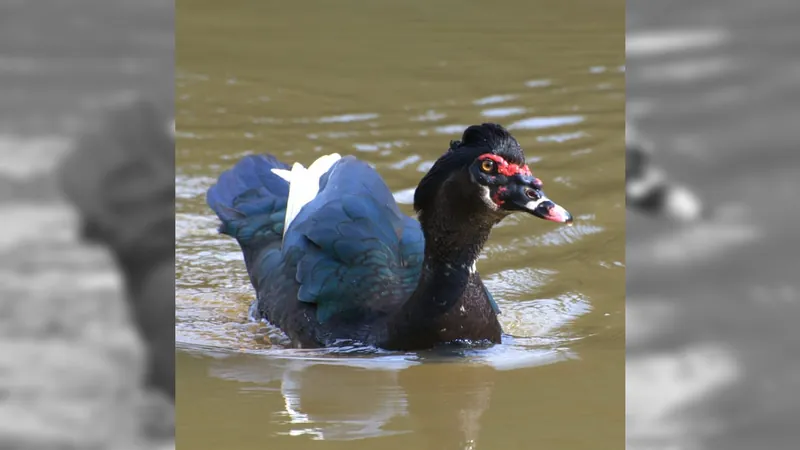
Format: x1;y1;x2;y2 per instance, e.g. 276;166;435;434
206;154;291;250
207;153;342;306
207;153;342;249
279;153;341;236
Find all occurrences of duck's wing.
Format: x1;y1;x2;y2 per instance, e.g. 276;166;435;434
207;154;424;325
283;156;424;324
206;153;293;295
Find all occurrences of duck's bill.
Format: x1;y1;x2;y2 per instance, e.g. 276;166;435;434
527;197;573;225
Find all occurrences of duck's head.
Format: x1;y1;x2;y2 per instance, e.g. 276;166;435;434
414;123;573;226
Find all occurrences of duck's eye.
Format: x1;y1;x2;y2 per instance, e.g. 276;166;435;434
480;159;495;173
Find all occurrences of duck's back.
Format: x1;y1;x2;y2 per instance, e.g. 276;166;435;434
207;154;424;346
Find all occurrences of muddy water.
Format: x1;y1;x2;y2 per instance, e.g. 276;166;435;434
176;0;625;448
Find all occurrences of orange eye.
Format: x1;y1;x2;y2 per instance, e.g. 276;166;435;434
480;159;495;172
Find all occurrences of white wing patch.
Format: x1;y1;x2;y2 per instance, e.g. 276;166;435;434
271;168;292;182
272;153;342;239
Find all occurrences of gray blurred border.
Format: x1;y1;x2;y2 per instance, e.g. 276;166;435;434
627;0;800;449
0;0;173;448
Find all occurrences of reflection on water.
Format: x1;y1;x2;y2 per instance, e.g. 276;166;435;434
181;348;498;445
178;343;603;448
176;0;624;448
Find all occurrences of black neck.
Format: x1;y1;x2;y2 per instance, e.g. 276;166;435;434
417;188;497;266
380;204;496;349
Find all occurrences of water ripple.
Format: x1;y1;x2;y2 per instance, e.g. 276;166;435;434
524;79;552;88
434;124;470;134
316;113;379;123
481;107;527;118
473;94;519;105
410;110;446;122
352;141;408;152
508;115;585;130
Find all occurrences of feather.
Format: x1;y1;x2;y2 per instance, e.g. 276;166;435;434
282;153;341;239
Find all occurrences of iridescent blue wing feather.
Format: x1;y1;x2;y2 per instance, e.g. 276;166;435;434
284;157;423;323
207;154;424;326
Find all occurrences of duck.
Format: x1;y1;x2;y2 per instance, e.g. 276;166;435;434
59;95;175;402
207;123;573;351
626;122;705;222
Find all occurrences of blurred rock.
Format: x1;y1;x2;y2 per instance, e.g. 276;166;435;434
0;0;173;447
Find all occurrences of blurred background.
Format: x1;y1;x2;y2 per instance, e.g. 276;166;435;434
626;0;800;448
176;0;624;449
0;0;173;448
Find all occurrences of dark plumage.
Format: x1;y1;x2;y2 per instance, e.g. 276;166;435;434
626;122;706;222
207;123;573;350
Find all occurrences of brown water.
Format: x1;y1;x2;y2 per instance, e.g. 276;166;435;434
176;0;625;448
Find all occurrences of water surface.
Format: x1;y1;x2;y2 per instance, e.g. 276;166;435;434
176;0;624;448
